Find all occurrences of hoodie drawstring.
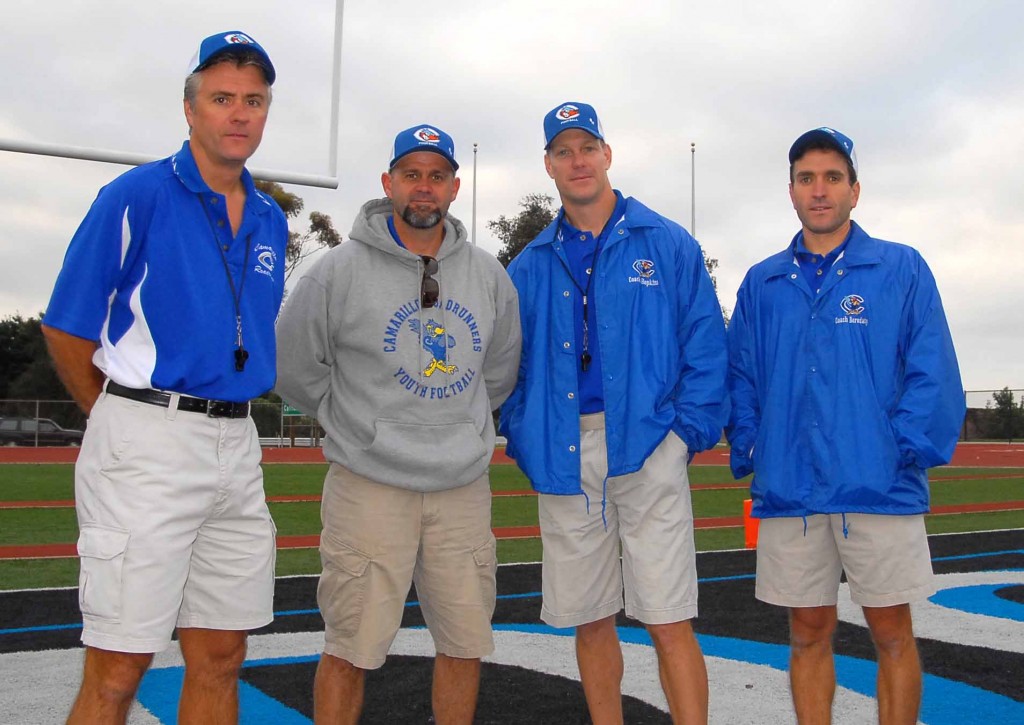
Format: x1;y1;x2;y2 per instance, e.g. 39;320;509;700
841;512;849;539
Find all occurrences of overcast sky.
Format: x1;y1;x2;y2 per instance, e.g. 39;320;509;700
2;0;1021;395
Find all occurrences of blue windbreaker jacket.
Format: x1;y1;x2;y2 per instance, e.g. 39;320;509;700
500;196;728;494
726;222;965;517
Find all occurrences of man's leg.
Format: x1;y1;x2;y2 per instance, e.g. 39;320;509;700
788;605;838;725
67;647;154;724
862;604;921;725
176;628;247;724
432;654;481;725
313;653;365;725
576;615;625;725
645;620;708;724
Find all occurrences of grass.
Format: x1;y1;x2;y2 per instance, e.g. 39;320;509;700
0;462;1021;590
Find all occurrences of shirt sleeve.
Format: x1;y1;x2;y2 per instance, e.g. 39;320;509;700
274;266;335;418
45;184;135;340
483;263;522;409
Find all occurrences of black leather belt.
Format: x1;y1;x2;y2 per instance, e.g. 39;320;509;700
106;381;250;419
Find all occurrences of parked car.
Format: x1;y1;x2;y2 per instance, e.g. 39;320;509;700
0;417;84;447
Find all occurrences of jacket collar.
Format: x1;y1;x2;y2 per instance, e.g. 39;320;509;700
529;193;661;250
764;220;880;280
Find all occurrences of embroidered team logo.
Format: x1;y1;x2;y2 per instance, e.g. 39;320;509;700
840;294;865;315
409;319;458;377
556;105;580;121
628;259;660;287
253;243;277;278
224;33;256;45
414;127;441;144
632;259;655;278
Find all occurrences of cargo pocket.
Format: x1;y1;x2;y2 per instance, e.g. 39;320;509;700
77;525;130;622
471;535;497;616
317;532;371;637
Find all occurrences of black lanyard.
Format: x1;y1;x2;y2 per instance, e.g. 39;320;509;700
200;195;252;372
558;213;606;371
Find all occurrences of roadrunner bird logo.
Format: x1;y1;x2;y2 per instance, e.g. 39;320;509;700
408;318;458;377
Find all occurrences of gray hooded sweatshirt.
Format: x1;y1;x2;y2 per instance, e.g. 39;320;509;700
275;198;522;492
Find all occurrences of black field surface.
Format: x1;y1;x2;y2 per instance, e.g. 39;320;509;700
1;529;1022;724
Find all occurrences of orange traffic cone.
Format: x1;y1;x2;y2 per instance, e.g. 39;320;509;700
743;499;760;549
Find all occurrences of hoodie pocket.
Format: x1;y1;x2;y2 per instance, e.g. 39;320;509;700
364;418;488;486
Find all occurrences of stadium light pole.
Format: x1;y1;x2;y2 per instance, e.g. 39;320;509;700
472;143;478;245
690;142;696;237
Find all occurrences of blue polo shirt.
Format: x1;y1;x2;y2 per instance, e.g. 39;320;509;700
45;141;288;402
794;227;852;294
559;190;628;414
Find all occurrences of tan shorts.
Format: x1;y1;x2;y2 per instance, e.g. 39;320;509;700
318;464;496;669
75;391;277;653
538;415;698;628
755;513;935;608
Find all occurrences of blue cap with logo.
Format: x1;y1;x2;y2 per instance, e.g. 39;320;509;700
189;31;276;86
389;125;459;172
543;102;605;149
789;127;857;173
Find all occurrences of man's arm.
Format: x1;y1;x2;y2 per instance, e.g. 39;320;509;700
483;268;522;409
41;324;104;415
724;277;759;479
274;272;335;417
890;253;965;468
672;235;729;453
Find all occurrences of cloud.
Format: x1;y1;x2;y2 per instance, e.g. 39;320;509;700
1;0;1021;389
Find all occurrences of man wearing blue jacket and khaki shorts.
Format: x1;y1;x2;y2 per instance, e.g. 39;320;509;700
501;102;728;724
727;128;965;724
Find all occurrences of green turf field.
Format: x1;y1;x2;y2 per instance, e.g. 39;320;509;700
0;463;1021;590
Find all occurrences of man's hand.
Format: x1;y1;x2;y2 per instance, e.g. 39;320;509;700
41;324;104;416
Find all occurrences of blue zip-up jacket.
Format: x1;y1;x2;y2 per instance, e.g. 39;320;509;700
726;222;965;517
499;196;728;494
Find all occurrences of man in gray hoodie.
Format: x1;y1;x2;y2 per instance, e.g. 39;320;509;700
275;124;521;725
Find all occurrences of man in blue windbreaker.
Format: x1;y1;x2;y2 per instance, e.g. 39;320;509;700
500;102;728;724
727;127;965;724
41;32;286;723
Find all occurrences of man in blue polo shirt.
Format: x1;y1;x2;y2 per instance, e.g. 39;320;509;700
727;128;964;724
500;102;728;723
41;31;287;723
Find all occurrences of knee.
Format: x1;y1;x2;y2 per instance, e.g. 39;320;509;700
83;651;152;704
789;608;837;652
182;634;247;684
868;621;915;658
645;620;696;650
319;652;364;679
864;605;916;659
576;616;616;647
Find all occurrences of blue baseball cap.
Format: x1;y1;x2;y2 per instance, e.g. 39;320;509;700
389;125;459;172
789;127;858;174
189;31;276;85
544;102;605;149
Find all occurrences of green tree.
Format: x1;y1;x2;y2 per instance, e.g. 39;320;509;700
255;180;342;280
488;193;556;267
991;387;1024;443
0;313;69;401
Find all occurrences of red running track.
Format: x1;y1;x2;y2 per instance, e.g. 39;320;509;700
2;442;1023;466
